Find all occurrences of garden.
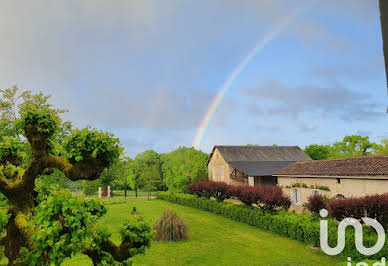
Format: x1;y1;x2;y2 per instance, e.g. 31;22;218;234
0;88;387;265
59;197;339;266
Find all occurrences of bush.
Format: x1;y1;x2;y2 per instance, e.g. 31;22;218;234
187;181;211;199
209;182;229;202
305;195;327;214
188;181;290;210
157;191;388;261
234;186;261;206
259;186;291;211
329;193;388;226
153;210;188;241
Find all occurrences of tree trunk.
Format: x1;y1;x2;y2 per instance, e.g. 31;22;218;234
124;188;127;198
4;216;27;266
135;185;138;198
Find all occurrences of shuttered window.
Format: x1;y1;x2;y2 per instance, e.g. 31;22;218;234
291;189;301;205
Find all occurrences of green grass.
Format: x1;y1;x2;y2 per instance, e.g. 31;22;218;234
62;198;341;266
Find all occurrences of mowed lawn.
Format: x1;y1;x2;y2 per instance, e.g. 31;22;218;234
61;197;341;266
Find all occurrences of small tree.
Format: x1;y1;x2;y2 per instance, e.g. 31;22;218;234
0;88;153;265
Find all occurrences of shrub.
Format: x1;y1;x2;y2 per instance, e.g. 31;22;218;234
154;210;188;241
157;191;388;261
259;186;291;211
187;181;290;209
329;193;388;226
234;186;261;206
305;195;327;214
187;181;212;199
209;182;229;202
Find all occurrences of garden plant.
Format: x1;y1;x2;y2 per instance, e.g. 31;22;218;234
0;93;153;265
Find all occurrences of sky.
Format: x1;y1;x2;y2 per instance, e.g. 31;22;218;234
0;0;387;156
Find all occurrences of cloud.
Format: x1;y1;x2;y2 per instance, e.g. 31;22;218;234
245;80;383;121
60;87;218;130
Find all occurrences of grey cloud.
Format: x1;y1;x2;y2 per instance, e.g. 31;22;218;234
60;87;216;130
245;80;383;121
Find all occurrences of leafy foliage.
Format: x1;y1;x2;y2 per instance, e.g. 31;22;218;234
19;190;98;265
161;146;209;191
188;181;290;210
64;127;122;167
19;190;152;265
153;210;188;242
304;144;330;160
305;194;327;214
19;109;60;136
0;136;27;165
329;193;388;226
187;181;229;202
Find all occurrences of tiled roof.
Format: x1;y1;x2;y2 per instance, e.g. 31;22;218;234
274;155;388;177
212;146;311;162
228;161;296;177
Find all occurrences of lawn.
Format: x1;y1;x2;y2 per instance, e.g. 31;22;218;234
60;197;341;266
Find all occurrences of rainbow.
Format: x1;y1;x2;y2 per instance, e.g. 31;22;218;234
192;12;300;149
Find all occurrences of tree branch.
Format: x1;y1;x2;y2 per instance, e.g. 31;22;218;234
0;176;11;196
84;239;133;263
46;155;105;181
0;232;6;246
14;212;35;240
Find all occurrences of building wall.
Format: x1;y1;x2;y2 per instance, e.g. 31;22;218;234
208;148;245;185
278;176;388;211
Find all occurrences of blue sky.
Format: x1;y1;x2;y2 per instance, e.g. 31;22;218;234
0;0;386;156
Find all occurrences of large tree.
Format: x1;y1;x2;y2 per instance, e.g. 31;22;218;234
161;146;209;191
0;88;152;265
330;135;376;158
304;144;331;160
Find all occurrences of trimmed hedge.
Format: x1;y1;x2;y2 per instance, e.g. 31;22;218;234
157;191;388;261
188;181;290;210
329;194;388;226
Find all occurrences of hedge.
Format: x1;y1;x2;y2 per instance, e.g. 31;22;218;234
188;181;290;210
157;191;388;261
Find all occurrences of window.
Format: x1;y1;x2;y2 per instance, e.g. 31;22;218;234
337;178;341;184
336;194;345;199
291;189;301;205
220;166;224;180
212;166;216;179
310;189;322;196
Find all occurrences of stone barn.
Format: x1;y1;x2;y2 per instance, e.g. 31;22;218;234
207;145;311;186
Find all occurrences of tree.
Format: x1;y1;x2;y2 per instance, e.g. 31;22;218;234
374;138;388;155
0;89;151;265
330;135;376;158
113;157;135;198
135;150;162;199
304;144;331;160
161;146;209;191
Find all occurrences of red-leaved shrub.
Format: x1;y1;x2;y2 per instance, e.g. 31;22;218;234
329;197;365;220
235;186;261;206
187;181;290;210
305;194;327;214
187;181;212;199
259;186;291;211
329;193;388;225
209;182;229;202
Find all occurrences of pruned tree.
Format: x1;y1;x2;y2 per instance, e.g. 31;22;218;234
0;88;152;265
